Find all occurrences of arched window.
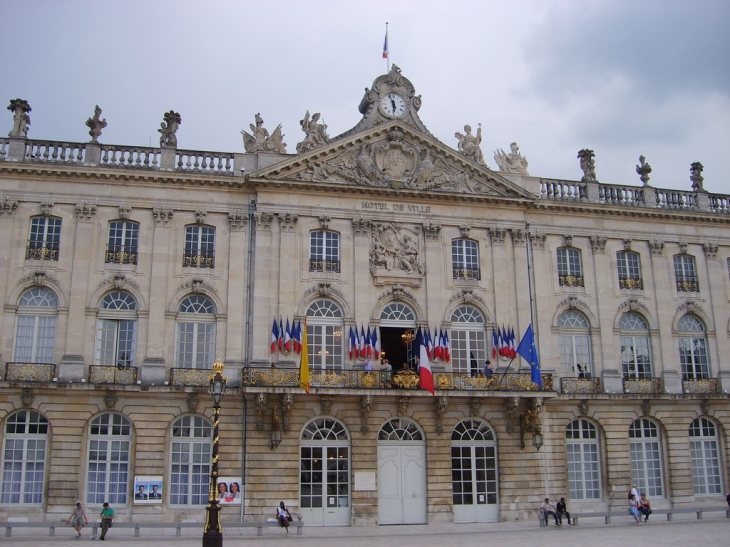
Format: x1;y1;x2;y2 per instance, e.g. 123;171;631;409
175;295;216;369
450;306;485;375
170;416;212;506
451;420;498;515
106;220;139;264
688;418;722;495
378;418;424;441
300;418;350;517
306;300;343;369
678;315;709;380
0;410;49;504
617;251;643;290
96;291;137;367
86;413;132;504
13;288;58;363
558;311;592;377
380;303;415;322
452;239;480;280
629;418;664;497
310;231;340;273
619;313;652;379
566;419;601;500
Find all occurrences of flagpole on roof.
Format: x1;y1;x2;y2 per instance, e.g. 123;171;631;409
383;22;389;72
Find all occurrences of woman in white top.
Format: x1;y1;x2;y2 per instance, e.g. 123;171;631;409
276;501;292;533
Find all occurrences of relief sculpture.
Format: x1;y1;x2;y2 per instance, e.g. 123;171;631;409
369;222;424;276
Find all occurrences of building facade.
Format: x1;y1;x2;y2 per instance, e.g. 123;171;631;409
0;67;728;526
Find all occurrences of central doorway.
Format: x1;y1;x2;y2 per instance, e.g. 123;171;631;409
379;327;417;371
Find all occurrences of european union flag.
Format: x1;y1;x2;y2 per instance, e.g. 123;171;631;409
516;324;542;389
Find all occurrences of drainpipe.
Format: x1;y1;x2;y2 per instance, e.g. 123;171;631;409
241;198;256;521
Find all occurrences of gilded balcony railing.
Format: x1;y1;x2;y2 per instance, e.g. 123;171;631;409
170;368;211;386
5;362;56;382
619;277;643;290
623;378;662;394
560;377;601;394
105;244;138;265
559;275;584;287
242;367;551;391
89;365;137;384
682;378;720;394
26;245;59;261
182;250;215;269
309;259;340;273
453;267;481;280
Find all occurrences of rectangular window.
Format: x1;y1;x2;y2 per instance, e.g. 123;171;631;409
1;438;46;504
106;221;139;264
452;240;480;280
176;323;215;369
307;324;343;369
450;329;486;375
170;441;210;505
679;337;709;379
183;225;215;268
86;439;130;504
14;316;56;363
26;217;61;261
557;248;583;287
690;440;721;495
310;231;340;272
630;440;664;497
559;334;592;376
96;319;136;367
567;443;600;500
621;336;652;379
617;251;643;290
674;255;698;292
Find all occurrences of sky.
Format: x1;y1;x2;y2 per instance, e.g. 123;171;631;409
1;0;728;193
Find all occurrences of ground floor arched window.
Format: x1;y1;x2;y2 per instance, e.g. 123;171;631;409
170;415;212;506
1;410;49;504
689;417;722;495
629;418;664;497
566;419;601;500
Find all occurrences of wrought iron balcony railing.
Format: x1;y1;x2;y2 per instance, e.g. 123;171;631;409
5;362;56;382
619;277;643;290
560;377;601;394
682;378;719;394
453;267;481;280
170;368;212;386
105;244;138;265
183;250;215;268
623;378;662;394
88;365;137;384
26;245;59;261
309;259;341;273
559;274;584;287
675;277;699;292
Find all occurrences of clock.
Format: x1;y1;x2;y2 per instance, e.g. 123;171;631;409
380;92;407;118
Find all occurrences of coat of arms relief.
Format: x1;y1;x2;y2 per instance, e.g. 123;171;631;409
369;222;424;281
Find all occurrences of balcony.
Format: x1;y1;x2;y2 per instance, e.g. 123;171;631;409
5;362;56;382
453;267;481;280
559;275;584;287
183;250;215;269
619;277;643;290
25;245;59;261
89;365;137;385
170;368;212;386
309;259;340;273
676;276;699;293
242;367;551;391
105;244;138;265
623;378;662;394
682;378;720;394
560;377;601;394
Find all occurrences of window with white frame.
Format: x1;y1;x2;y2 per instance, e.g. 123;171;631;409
306;300;343;369
175;295;216;369
619;313;652;379
557;247;583;287
629;418;664;497
310;231;340;273
0;410;48;504
26;216;61;261
558;310;592;377
86;413;131;505
617;251;643;290
170;415;212;506
689;418;722;495
674;254;698;292
452;239;480;280
13;288;58;363
566;419;601;500
96;291;137;367
450;306;485;375
183;225;215;268
106;220;139;265
300;417;350;510
678;315;709;380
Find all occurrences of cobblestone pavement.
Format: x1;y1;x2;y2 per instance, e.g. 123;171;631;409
2;515;727;546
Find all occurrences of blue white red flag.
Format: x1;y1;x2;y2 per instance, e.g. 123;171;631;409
516;324;542;389
492;327;498;359
284;318;292;353
415;327;434;395
270;318;279;354
443;330;450;362
382;30;388;59
348;326;356;360
365;326;372;359
278;318;284;352
359;325;366;358
372;328;380;360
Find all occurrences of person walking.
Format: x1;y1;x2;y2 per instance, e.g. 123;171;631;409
628;494;642;525
556;497;573;526
276;501;292;533
539;497;560;526
99;502;114;540
67;502;88;537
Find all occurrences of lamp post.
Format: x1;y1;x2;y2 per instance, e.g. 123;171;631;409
203;360;227;547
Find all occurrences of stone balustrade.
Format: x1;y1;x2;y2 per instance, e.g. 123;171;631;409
175;149;235;174
540;179;587;201
598;184;645;206
101;144;160;169
653;187;697;209
26;140;87;163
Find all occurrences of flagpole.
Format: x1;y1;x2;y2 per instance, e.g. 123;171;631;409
526;223;541;387
385;22;389;72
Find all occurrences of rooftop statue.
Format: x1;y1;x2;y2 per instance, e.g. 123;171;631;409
296;111;329;154
494;142;529;175
690;162;705;192
7;98;31;138
86;105;107;143
636;155;652;186
455;123;486;166
158;110;181;148
577;148;597;182
241;113;287;154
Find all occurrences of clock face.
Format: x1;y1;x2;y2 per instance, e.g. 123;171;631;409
380;93;407;118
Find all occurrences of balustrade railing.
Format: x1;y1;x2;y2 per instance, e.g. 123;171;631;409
175;150;235;175
599;185;645;206
5;362;56;382
682;378;720;394
101;145;160;169
89;365;137;384
540;179;587;201
0;138;8;161
182;250;215;268
25;140;86;163
653;188;697;209
708;194;729;214
105;244;138;265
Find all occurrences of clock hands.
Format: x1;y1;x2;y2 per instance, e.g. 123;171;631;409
391;98;397;113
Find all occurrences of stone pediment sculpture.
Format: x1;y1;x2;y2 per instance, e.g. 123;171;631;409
369;222;424;277
241;113;287;154
455;123;486;166
494;142;529;175
296;111;328;154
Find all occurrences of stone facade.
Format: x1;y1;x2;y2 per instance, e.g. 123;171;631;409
0;68;728;526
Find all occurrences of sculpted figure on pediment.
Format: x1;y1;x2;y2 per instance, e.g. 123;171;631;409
241;113;287;153
455;123;486;166
370;222;424;276
494;142;529;175
296;111;329;154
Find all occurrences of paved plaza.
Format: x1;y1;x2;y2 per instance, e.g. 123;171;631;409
1;515;727;547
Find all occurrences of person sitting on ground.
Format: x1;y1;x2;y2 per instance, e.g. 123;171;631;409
639;493;652;522
628;493;642;525
539;497;560;526
556;497;573;526
276;501;292;533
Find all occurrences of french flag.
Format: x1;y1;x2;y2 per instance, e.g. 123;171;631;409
509;327;517;359
359;325;367;358
382;30;388;59
415;327;434;395
434;329;443;360
372;328;380;360
492;327;498;359
365;326;372;359
292;321;302;354
443;330;450;362
284;318;292;353
270;318;279;354
349;326;357;360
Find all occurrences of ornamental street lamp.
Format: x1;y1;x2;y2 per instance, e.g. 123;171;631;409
203;360;227;547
